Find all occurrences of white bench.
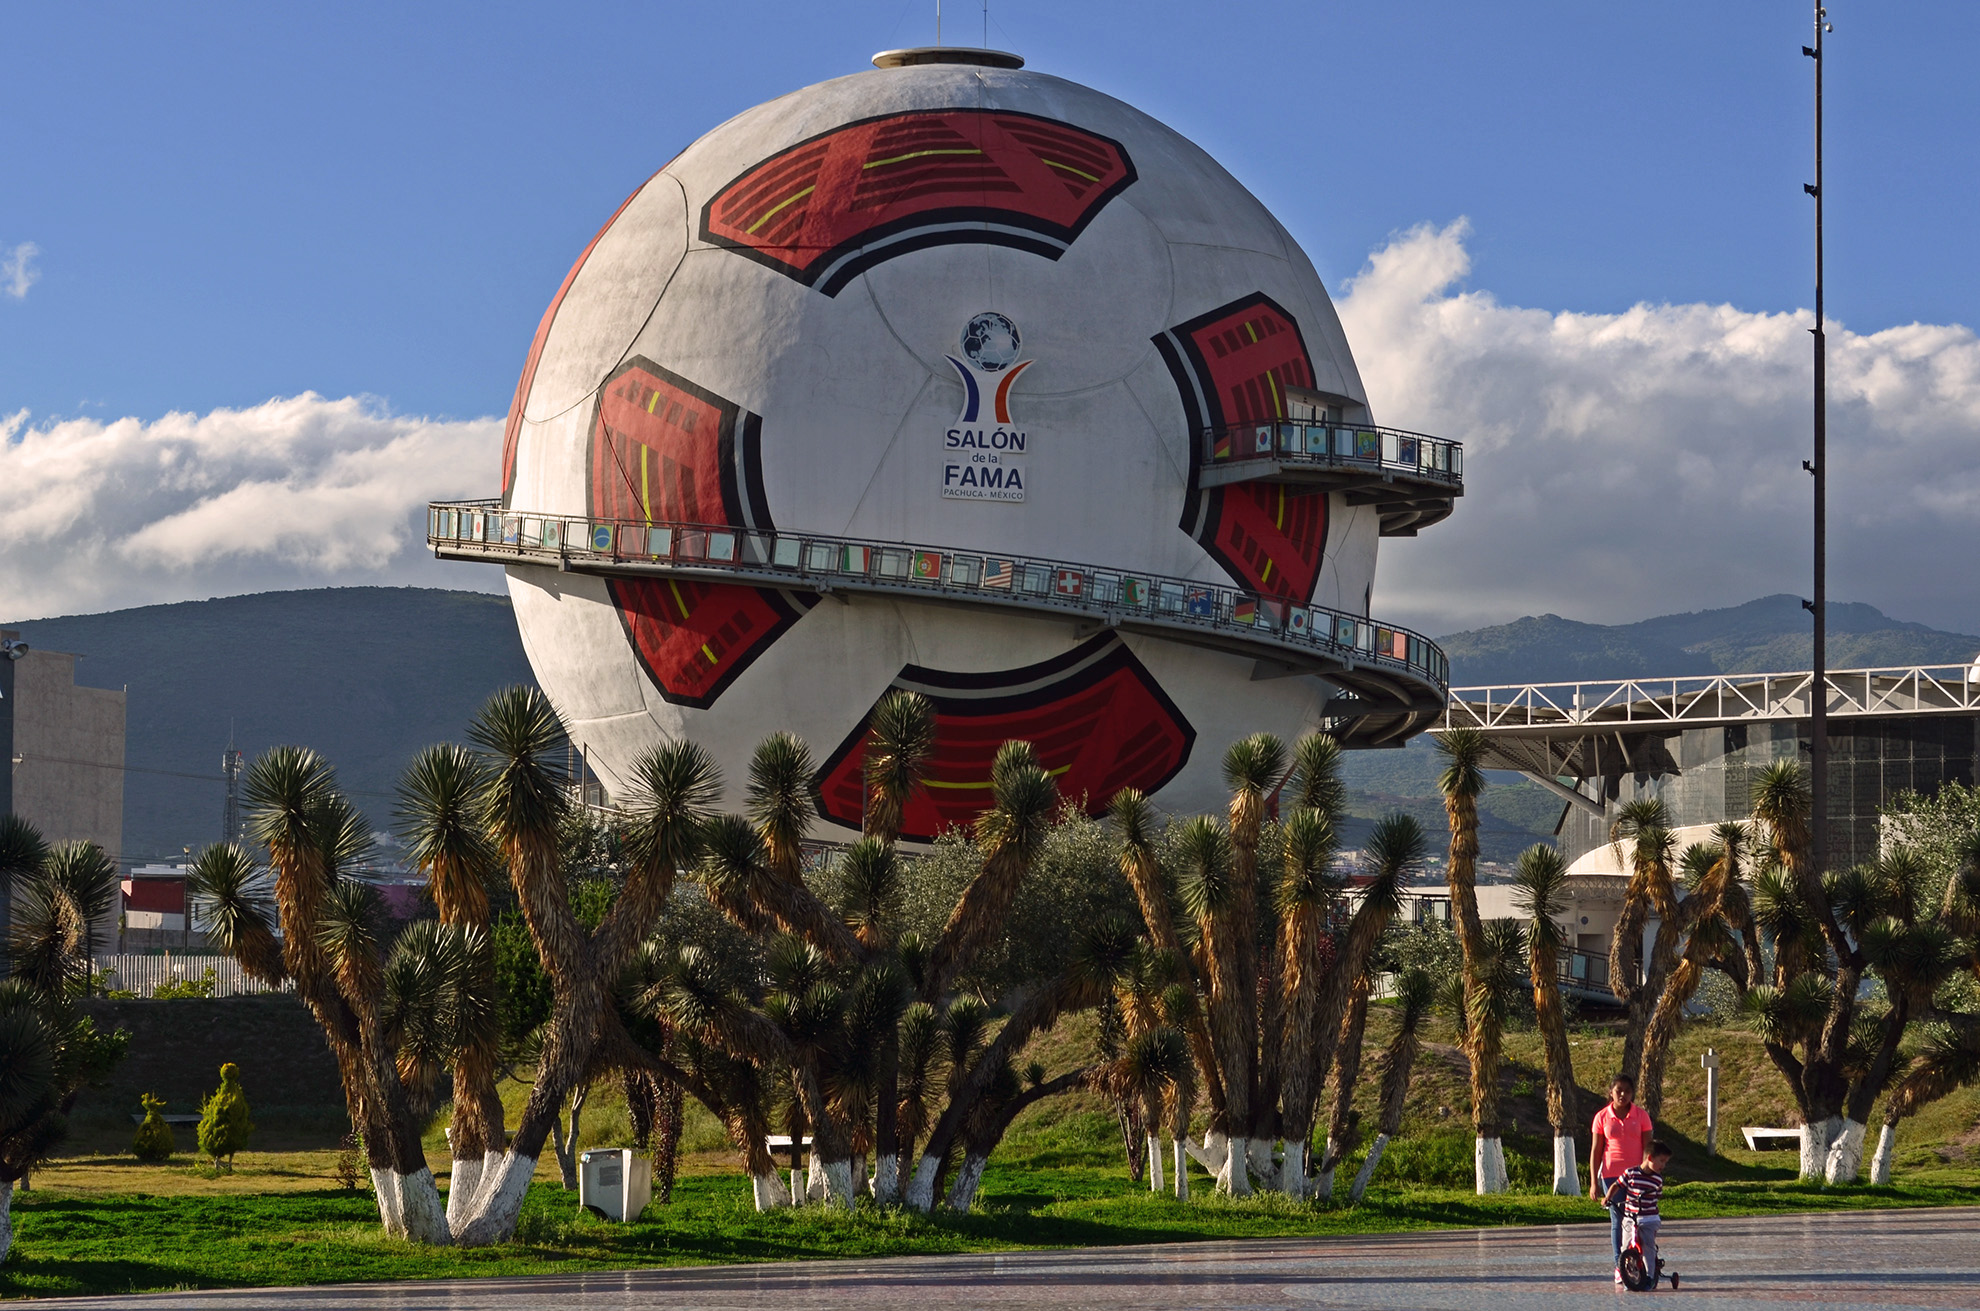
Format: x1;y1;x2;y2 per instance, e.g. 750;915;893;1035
1742;1127;1801;1151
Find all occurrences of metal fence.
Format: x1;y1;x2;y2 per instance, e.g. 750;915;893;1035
428;501;1451;691
1202;420;1462;485
94;954;290;999
1443;665;1980;732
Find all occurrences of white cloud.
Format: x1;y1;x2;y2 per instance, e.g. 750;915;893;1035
0;395;504;621
2;241;39;298
1339;221;1980;636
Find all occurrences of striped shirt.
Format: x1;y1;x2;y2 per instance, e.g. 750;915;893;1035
1619;1166;1665;1218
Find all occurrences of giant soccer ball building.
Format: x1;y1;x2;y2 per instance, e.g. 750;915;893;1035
433;47;1462;840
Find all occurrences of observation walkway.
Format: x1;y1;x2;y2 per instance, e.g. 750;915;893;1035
1437;664;1980;818
427;501;1450;746
1195;420;1462;536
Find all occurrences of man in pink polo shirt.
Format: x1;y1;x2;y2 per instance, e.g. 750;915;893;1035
1589;1073;1653;1284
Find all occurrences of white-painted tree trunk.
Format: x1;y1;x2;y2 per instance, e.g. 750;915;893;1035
1552;1135;1579;1196
396;1167;451;1245
1348;1133;1387;1204
1247;1137;1278;1190
904;1153;943;1212
1278;1139;1306;1197
371;1168;405;1236
1824;1119;1867;1185
0;1180;14;1266
1869;1123;1897;1186
1147;1135;1165;1193
815;1158;856;1209
1185;1129;1229;1177
750;1170;791;1211
872;1153;900;1204
1474;1137;1507;1194
447;1157;484;1231
804;1150;828;1203
1800;1117;1841;1182
946;1153;988;1212
1173;1140;1190;1200
1217;1135;1252;1196
452;1151;539;1247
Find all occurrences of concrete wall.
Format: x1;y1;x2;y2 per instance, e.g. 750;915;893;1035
10;645;126;858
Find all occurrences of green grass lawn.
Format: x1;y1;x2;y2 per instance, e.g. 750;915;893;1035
6;1160;1979;1301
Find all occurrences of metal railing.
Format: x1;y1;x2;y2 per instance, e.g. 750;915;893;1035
428;500;1450;692
1442;665;1980;733
1202;420;1462;486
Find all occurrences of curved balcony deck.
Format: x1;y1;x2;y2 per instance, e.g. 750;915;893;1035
1197;422;1462;536
429;500;1449;746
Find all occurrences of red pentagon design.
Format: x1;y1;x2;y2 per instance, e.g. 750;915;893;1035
1155;293;1329;602
587;358;808;709
812;636;1195;843
700;109;1137;296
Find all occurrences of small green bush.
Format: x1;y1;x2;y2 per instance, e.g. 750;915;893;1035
131;1093;175;1162
196;1062;253;1168
153;968;217;1000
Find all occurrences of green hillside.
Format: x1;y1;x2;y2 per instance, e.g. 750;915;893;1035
6;588;534;865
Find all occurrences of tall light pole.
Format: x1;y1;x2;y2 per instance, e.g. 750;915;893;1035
1804;5;1832;875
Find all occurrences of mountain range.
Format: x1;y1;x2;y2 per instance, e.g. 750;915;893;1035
8;588;1973;866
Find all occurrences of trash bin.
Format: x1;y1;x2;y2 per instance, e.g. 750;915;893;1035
578;1148;652;1222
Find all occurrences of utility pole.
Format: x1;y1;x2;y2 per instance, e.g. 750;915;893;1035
1803;5;1831;876
222;741;244;845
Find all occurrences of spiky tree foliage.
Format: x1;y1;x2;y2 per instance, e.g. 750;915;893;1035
185;845;285;986
9;842;118;1000
747;732;815;889
1273;806;1342;1191
0;815;50;978
925;741;1056;1001
863;690;935;847
1871;1020;1980;1183
1510;843;1580;1192
1349;965;1436;1203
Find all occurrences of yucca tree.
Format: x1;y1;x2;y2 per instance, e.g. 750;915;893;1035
1605;798;1670;1084
1434;726;1505;1191
1636;828;1747;1120
748;732;815;891
1313;971;1372;1200
396;742;506;1227
1112;788;1226;1144
1510;843;1579;1194
1222;732;1284;1172
1348;964;1435;1203
242;746;443;1239
1469;915;1528;1193
1748;758;1869;1180
1175;816;1251;1194
855;691;933;1202
1306;812;1424;1195
1273;805;1342;1193
454;689;719;1243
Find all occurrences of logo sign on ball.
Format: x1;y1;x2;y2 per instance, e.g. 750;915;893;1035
943;312;1032;503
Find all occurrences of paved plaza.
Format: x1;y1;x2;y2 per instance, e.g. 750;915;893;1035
45;1206;1980;1309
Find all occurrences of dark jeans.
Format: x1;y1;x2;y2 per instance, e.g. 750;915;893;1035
1598;1174;1624;1261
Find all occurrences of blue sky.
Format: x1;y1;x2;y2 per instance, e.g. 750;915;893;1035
4;1;1973;422
4;2;1979;635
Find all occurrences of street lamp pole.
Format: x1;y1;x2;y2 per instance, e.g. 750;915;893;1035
1804;5;1831;876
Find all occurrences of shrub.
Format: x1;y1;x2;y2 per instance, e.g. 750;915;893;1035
196;1063;253;1168
131;1093;175;1162
152;968;217;1000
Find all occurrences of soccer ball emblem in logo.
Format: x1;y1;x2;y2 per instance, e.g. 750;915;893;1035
960;312;1022;373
